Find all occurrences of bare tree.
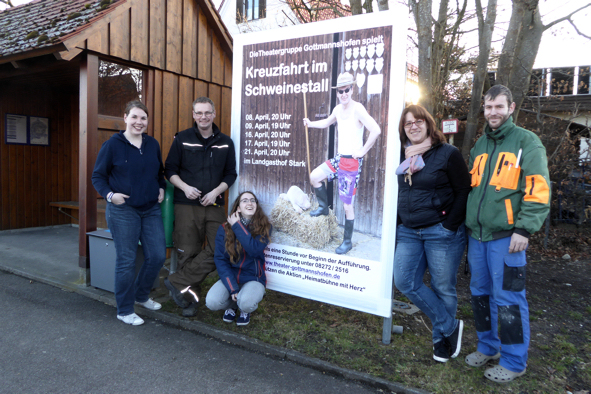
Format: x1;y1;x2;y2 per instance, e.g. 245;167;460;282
350;0;363;15
409;0;468;114
284;0;352;23
496;1;591;119
377;0;389;11
461;0;497;158
0;0;14;7
410;0;434;112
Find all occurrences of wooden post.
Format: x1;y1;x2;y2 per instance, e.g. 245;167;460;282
303;92;311;176
78;53;99;281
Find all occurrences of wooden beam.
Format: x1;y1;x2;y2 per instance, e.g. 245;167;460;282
54;47;84;61
195;0;233;58
0;57;77;82
98;114;125;131
145;69;155;137
10;61;26;69
78;53;99;272
0;44;67;65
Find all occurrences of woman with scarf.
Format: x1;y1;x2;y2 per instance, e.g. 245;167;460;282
205;191;271;326
393;104;471;362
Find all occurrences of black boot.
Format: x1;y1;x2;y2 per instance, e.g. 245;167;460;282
182;302;198;317
310;184;329;217
336;219;354;254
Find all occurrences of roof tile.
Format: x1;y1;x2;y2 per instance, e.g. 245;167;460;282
0;0;124;58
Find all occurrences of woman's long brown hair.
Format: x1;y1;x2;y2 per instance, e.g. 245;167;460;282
224;191;271;264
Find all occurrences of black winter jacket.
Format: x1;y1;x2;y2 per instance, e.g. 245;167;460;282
164;123;237;206
397;143;471;231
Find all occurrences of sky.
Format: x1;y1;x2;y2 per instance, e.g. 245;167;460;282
2;0;590;68
494;0;591;68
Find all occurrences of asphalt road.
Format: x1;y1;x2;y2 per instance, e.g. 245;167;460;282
0;271;381;394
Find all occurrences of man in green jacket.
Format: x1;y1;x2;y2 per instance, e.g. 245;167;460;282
465;85;550;383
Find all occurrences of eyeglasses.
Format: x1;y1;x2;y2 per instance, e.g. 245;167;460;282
194;111;213;118
337;87;351;95
240;198;257;204
404;119;425;129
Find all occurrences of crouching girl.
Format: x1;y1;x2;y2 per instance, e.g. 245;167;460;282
205;191;271;326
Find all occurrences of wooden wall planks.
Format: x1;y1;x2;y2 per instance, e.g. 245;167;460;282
211;34;224;86
87;28;108;54
110;8;131;60
182;0;198;78
0;82;78;230
84;0;233;157
178;76;195;131
153;70;164;144
161;72;180;161
197;6;212;82
149;0;167;70
221;87;232;136
166;0;183;74
130;0;149;65
0;0;234;231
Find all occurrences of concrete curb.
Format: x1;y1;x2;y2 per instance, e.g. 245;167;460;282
1;266;429;394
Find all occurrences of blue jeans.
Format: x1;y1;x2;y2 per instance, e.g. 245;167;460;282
468;236;529;372
393;222;466;343
106;202;166;316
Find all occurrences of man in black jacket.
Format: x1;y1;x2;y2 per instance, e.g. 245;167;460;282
164;97;237;317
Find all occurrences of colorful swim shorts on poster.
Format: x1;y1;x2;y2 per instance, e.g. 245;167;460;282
322;154;363;205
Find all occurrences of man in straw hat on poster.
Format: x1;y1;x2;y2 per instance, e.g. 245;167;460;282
303;72;381;254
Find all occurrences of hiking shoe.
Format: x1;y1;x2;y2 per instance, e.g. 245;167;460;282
484;365;526;383
117;313;144;326
465;351;501;367
433;340;450;363
446;320;463;358
135;298;162;311
223;308;237;323
164;278;190;309
182;302;198;317
236;311;250;326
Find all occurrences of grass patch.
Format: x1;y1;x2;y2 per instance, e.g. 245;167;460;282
154;270;591;394
568;311;583;320
458;303;473;319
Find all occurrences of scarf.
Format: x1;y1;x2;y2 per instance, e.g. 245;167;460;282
240;215;252;227
395;137;432;185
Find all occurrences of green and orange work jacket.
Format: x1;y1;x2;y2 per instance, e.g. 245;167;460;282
466;117;551;242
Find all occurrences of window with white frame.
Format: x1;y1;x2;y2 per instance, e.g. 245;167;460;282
237;0;266;23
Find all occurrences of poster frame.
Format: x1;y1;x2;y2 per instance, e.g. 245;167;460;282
230;9;408;319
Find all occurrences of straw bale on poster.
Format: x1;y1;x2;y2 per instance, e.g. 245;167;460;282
270;197;339;249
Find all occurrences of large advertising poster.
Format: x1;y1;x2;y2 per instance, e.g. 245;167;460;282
231;10;407;317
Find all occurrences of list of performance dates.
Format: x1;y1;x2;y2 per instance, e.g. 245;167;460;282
242;113;306;167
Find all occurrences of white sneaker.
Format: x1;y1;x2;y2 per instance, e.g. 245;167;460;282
135;298;162;310
117;313;144;326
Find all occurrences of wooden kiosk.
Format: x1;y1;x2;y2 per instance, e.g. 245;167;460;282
0;0;233;282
